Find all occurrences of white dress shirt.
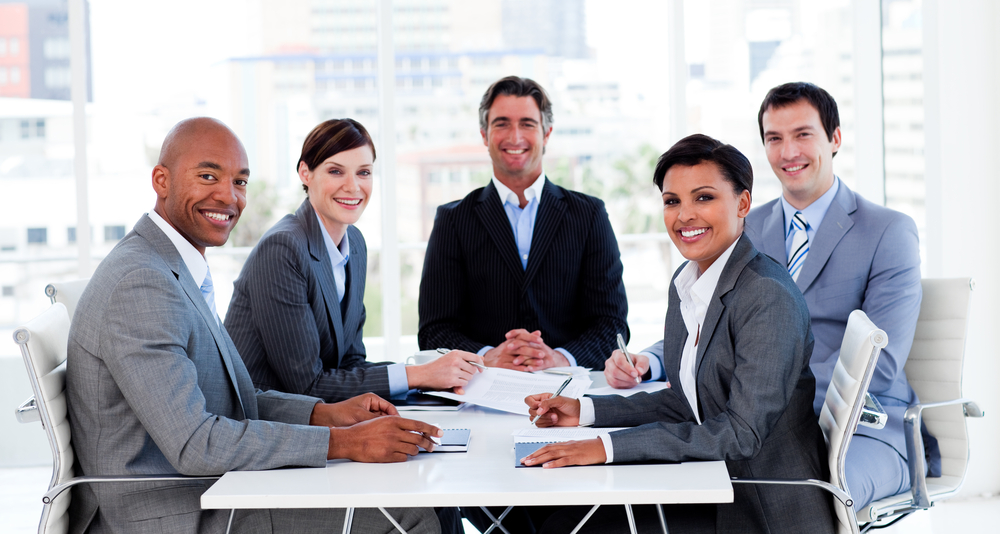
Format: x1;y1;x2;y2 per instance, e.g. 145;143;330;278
581;236;742;462
148;210;210;299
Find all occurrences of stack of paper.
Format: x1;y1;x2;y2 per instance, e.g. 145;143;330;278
426;367;592;415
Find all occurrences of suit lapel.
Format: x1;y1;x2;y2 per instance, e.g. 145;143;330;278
795;183;856;292
694;235;755;382
474;182;525;281
664;267;697;421
757;199;788;264
299;201;347;359
523;179;566;290
341;226;366;347
135;215;246;418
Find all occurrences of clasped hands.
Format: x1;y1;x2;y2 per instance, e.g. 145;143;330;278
310;393;442;463
520;392;607;468
484;329;569;372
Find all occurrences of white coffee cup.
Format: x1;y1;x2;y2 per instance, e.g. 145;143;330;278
406;349;446;365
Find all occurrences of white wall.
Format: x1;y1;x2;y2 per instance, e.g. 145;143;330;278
923;0;1000;497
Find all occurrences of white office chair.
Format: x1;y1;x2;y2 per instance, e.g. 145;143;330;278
856;278;984;529
14;303;219;534
44;279;90;320
732;309;887;534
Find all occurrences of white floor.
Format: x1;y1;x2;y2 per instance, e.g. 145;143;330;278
4;464;998;533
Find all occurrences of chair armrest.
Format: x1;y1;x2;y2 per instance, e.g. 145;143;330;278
903;397;985;508
43;474;220;504
15;396;40;424
858;392;888;429
731;477;853;507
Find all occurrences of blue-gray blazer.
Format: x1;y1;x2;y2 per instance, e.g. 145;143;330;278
745;181;923;461
226;199;391;402
592;234;834;533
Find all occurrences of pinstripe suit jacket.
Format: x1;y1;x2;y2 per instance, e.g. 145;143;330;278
66;214;330;534
417;179;629;369
592;234;834;533
226;199;391;402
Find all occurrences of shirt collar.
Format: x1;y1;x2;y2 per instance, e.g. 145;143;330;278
315;212;350;265
492;171;545;207
780;176;840;237
147;210;209;287
674;236;742;307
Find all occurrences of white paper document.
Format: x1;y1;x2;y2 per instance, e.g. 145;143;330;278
426;367;592;415
511;427;630;444
586;381;670;397
531;366;592;377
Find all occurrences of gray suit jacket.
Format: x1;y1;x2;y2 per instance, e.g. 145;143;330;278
744;181;922;460
592;235;834;533
66;214;330;534
226;200;391;402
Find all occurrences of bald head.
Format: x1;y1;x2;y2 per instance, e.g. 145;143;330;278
151;117;250;254
158;117;246;171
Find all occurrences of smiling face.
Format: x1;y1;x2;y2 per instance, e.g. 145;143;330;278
152;121;249;255
299;144;374;245
481;94;552;187
762;99;841;210
662;162;751;274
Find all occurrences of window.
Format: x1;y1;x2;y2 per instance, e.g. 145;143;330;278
104;225;126;242
67;227;76;244
43;37;71;59
10;66;18;83
10;37;19;55
20;120;29;138
0;67;6;85
27;228;48;244
35;119;45;138
2;286;13;297
44;66;72;88
0;37;6;56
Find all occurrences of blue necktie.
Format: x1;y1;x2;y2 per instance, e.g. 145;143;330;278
200;267;219;320
788;212;809;282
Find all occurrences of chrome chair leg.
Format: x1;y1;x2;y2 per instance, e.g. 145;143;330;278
225;509;235;534
624;504;637;534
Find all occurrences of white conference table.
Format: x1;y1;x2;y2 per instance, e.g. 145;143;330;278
201;374;734;531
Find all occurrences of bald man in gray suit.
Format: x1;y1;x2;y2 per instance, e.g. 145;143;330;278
66;117;440;533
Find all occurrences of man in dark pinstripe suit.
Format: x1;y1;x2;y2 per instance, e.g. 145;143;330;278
418;76;629;377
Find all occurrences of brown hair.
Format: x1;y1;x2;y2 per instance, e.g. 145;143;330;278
299;118;376;192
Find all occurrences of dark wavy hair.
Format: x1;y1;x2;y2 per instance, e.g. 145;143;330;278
653;134;753;197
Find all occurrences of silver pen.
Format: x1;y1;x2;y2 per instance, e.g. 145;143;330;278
616;333;641;383
530;377;573;425
438;348;487;371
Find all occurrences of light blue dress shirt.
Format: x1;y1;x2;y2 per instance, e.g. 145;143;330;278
780;177;840;260
316;214;408;396
475;173;578;366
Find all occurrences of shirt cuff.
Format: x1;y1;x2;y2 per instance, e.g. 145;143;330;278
642;351;664;381
599;433;614;464
555;348;577;367
578;397;596;426
387;363;409;397
477;346;492;356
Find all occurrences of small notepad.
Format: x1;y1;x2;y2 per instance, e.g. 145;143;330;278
420;428;471;453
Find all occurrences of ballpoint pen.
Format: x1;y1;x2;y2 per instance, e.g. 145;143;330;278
438;348;487;371
616;333;641;383
530;377;573;425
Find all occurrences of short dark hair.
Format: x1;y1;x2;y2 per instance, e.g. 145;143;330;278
653;134;753;197
478;76;554;132
298;118;376;193
758;82;840;153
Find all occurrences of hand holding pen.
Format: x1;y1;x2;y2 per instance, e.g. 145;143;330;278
616;333;641;384
529;377;574;426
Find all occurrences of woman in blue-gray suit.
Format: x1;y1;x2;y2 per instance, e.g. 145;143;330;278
522;134;835;534
225;119;483;405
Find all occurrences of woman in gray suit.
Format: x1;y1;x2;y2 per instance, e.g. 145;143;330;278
522;134;835;533
225;119;483;405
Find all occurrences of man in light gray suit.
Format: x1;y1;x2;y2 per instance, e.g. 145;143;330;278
66;117;441;533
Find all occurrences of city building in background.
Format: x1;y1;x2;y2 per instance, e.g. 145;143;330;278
0;0;92;101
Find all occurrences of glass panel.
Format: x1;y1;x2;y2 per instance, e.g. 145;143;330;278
881;0;925;267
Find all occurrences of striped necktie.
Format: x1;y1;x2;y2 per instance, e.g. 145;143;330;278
788;211;809;282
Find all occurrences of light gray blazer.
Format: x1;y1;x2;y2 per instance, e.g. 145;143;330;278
593;235;834;533
744;181;923;460
66;214;331;534
226;199;391;402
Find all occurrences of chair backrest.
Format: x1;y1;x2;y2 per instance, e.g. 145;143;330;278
44;279;90;321
905;278;974;490
15;303;74;534
818;309;887;534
